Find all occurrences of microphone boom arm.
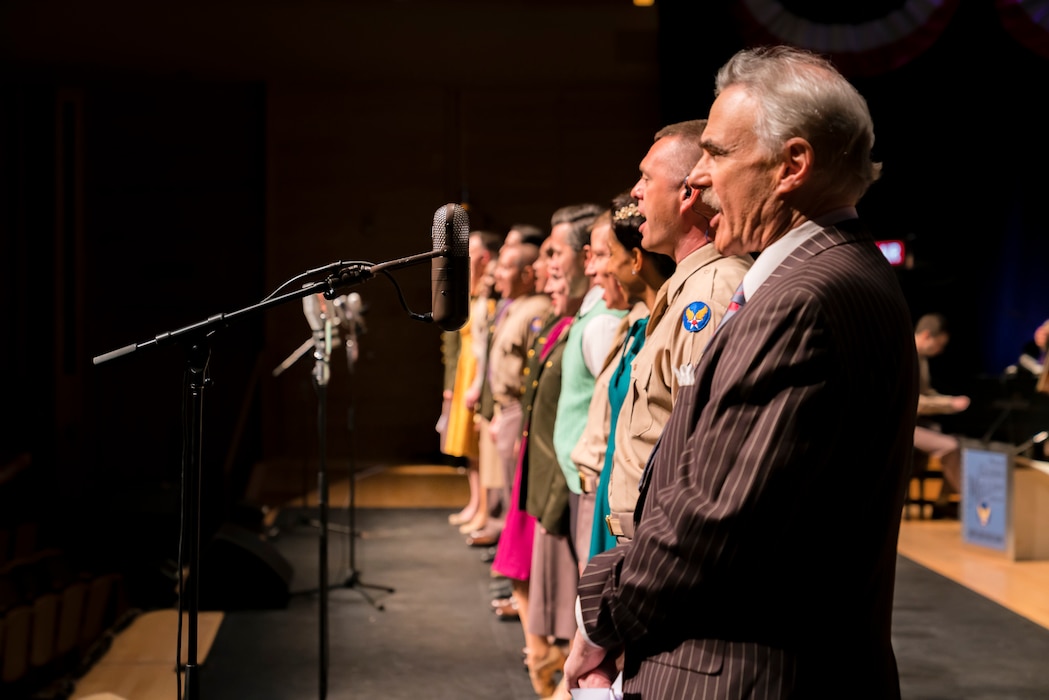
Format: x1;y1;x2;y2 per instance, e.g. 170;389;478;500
94;248;448;366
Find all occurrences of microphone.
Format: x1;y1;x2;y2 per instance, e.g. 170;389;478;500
302;292;325;335
1014;430;1049;456
430;203;470;332
302;291;332;385
332;292;364;369
333;292;366;335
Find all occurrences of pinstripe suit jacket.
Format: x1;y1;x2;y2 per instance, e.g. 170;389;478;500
578;221;918;699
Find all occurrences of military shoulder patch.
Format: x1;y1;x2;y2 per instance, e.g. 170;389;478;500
682;302;711;333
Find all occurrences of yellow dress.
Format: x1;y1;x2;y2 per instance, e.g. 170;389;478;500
443;297;485;459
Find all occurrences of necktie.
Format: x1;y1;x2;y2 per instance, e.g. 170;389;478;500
718;282;746;329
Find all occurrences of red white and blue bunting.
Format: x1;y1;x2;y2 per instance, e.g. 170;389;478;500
996;0;1049;59
731;0;1049;76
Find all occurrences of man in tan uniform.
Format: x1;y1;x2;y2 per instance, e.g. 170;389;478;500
606;120;752;541
473;239;551;545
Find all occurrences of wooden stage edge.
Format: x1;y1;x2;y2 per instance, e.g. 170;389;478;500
896;519;1049;631
70;609;224;700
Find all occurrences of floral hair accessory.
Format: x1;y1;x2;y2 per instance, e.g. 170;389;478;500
613;202;641;222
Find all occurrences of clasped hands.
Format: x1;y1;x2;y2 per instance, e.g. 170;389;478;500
561;628;621;699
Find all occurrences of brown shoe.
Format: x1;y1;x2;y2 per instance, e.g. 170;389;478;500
493;600;518;620
465;531;499;547
527;644;565;697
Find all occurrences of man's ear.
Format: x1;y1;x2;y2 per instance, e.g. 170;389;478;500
680;181;699;215
777;137;814;194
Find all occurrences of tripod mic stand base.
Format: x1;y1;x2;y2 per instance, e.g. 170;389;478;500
333;569;395;611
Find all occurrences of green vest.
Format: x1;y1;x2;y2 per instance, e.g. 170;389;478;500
553;297;626;494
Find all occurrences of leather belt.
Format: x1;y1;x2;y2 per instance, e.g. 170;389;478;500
605;512;635;541
579;471;598;494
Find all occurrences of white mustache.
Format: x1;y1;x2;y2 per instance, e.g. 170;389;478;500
700;188;721;212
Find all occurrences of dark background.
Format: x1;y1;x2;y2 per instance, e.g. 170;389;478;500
1;0;1046;605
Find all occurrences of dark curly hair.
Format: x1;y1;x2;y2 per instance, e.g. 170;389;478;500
610;191;675;279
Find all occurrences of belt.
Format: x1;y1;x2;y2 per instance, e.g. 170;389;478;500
605;512;635;541
579;471;598;494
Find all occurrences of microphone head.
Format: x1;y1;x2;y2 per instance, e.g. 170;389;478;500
333;292;366;333
302;292;326;332
346;292;363;316
431;203;470;258
430;203;470;332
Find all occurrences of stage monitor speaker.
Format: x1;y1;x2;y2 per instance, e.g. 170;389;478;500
197;523;293;610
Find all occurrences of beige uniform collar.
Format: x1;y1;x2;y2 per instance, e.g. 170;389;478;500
648;243;724;330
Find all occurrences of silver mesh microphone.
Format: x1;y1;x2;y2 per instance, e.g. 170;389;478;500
430;203;470;331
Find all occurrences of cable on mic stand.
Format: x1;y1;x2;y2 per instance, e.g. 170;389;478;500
324;263;431;324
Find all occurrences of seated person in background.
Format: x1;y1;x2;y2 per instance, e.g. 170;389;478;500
913;313;969;514
1035;319;1049;359
1019;318;1048;375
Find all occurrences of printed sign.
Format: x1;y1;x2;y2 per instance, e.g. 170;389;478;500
961;446;1010;551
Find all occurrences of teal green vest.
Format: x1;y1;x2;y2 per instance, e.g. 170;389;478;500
553;297;626;494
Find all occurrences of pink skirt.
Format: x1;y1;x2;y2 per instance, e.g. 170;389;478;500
490;428;535;581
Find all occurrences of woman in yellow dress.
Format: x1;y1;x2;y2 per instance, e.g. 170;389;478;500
445;231;502;526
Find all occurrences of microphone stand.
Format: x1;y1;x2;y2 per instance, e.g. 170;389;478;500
92;251;443;700
333;324;394;610
309;316;332;700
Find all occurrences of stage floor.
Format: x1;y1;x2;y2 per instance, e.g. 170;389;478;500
70;466;1049;699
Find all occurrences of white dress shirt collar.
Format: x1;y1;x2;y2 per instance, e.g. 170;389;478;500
741;207;858;300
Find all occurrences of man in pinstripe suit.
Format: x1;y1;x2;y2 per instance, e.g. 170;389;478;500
564;46;918;699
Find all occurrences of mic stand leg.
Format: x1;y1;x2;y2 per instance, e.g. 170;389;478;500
334;399;394;610
314;369;330;700
289;355;336;699
181;341;208;700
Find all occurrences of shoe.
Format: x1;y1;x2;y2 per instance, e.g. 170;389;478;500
489;578;513;600
527;644;565;697
480;546;496;564
490;597;512;609
493;599;519;620
448;509;477;526
458;514;487;534
466;531;499;547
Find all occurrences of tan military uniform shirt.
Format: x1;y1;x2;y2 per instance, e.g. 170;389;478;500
488;293;553;409
608;245;751;516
